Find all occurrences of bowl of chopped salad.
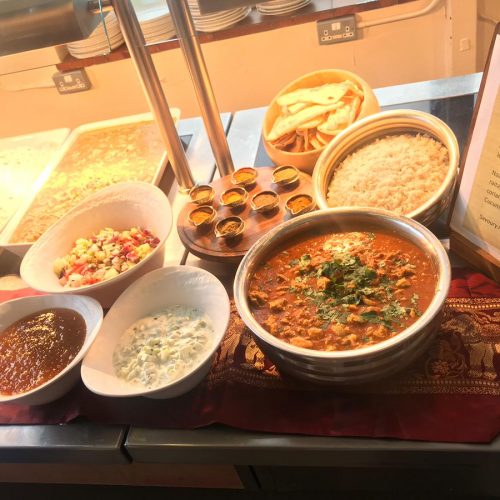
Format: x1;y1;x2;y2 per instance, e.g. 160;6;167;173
20;182;172;307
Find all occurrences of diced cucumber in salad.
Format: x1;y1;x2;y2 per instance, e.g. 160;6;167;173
54;227;159;288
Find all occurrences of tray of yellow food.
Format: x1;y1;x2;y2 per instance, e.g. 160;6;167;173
0;110;180;256
0;128;70;235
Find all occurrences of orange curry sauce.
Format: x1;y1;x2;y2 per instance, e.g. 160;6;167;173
0;308;86;395
249;231;436;351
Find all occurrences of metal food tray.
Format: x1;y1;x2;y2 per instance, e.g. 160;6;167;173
0;110;180;257
0;128;70;236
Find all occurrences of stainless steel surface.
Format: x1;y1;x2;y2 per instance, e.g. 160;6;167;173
312;110;460;227
227;106;267;168
111;0;194;191
374;72;482;107
233;208;451;384
126;425;500;466
177;113;232;184
167;0;235;178
0;0;100;56
0;424;127;463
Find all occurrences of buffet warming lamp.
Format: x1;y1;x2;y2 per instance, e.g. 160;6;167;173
2;0;194;190
1;0;241;186
0;0;100;56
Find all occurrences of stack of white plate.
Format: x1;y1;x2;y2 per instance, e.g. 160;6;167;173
135;3;176;44
67;12;124;59
187;1;251;33
257;0;311;15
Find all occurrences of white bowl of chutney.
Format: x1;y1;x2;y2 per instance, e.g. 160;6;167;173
0;294;103;406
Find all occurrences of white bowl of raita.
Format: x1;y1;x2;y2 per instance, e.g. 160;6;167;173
81;265;230;399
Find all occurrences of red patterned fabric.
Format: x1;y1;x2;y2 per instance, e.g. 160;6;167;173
1;268;499;443
0;288;44;303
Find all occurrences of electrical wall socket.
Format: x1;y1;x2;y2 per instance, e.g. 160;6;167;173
317;15;357;45
53;69;92;94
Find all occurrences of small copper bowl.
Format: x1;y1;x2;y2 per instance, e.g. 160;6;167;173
188;206;216;227
189;184;215;205
231;167;258;187
251;190;280;213
272;165;299;186
220;187;248;208
215;216;245;239
285;193;315;216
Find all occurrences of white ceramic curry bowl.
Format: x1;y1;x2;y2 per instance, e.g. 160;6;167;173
20;182;172;308
0;294;103;406
81;265;230;399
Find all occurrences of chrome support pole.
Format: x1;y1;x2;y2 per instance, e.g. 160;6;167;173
87;0;113;13
167;0;235;177
110;0;195;191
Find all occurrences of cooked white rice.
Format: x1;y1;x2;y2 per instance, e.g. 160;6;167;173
327;133;449;214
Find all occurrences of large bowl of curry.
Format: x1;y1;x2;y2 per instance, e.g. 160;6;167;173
234;208;450;384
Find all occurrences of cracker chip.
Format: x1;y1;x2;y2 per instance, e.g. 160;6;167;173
349;96;361;122
297;114;326;131
316;130;335;145
309;130;323;150
289;134;304;153
286;102;309;115
268;79;364;152
267;102;343;142
277;83;349;107
272;131;296;150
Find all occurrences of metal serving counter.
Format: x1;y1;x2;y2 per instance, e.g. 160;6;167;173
2;73;499;495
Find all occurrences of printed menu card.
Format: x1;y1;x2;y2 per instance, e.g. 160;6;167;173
450;25;500;281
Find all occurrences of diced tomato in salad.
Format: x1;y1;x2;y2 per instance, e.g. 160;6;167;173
53;227;160;288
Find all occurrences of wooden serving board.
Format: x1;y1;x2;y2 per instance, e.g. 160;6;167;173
177;166;313;263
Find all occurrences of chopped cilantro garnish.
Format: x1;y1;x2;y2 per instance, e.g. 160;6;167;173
410;293;422;316
361;310;393;329
299;254;312;268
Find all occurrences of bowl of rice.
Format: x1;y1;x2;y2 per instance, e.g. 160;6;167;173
311;109;459;226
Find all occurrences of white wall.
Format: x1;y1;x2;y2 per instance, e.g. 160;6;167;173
477;0;500;71
0;0;478;137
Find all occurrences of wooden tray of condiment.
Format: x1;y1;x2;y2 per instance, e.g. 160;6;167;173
177;166;313;263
